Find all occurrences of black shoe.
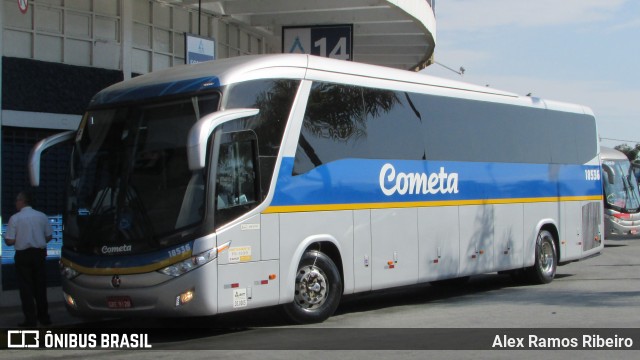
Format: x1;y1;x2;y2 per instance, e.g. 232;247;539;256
18;321;37;327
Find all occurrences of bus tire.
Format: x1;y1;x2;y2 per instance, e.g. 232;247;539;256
283;250;342;324
527;229;557;284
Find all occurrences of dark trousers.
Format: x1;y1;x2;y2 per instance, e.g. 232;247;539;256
14;248;50;324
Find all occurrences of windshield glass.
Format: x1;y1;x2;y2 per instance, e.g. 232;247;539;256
64;79;299;255
65;94;219;254
602;159;640;212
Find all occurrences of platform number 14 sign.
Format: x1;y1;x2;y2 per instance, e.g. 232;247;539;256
283;25;353;61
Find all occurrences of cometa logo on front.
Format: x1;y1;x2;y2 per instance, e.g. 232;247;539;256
102;244;132;254
379;163;459;196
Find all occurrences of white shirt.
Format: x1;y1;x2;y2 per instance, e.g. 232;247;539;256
5;206;53;251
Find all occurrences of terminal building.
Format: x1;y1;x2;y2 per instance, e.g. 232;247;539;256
0;0;435;302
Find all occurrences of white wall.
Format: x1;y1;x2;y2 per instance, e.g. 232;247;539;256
3;0;121;69
2;0;265;75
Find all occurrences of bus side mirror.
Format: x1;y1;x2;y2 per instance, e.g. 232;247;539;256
28;130;76;187
602;165;615;185
187;108;259;170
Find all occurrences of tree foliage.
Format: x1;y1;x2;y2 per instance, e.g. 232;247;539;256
302;83;400;143
614;143;640;162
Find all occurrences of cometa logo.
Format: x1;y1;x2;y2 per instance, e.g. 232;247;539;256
102;244;133;254
379;163;459;196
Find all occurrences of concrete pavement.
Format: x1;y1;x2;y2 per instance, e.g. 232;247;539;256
0;287;83;328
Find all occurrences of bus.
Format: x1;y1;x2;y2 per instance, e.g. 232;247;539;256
600;147;640;238
29;54;604;323
632;160;640;186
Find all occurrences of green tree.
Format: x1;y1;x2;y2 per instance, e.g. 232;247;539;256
614;143;640;162
298;83;401;168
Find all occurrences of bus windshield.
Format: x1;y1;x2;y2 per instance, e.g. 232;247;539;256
65;94;220;254
63;79;299;256
602;159;640;212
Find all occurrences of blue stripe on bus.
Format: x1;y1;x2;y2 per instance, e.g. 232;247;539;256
64;158;601;272
91;76;221;106
269;158;602;208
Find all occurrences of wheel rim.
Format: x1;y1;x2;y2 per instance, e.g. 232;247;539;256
538;236;555;276
294;265;329;311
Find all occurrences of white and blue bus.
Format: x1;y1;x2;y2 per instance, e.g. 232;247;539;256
600;147;640;238
30;54;604;323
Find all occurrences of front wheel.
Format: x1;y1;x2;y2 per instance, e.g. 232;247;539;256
283;250;342;324
527;229;557;284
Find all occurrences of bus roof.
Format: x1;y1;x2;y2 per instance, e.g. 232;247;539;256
600;146;629;161
89;54;589;116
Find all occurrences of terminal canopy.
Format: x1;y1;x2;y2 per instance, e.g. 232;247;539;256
174;0;436;70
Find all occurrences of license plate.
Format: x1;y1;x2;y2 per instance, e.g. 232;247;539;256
107;296;133;309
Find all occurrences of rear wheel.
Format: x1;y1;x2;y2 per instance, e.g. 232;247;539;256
527;229;557;284
283;250;342;324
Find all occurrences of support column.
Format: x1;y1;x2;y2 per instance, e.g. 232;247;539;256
121;0;133;80
0;0;5;295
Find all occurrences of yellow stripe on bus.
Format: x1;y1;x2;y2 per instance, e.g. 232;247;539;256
60;251;192;276
262;195;603;214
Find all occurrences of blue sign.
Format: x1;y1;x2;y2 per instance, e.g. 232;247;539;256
185;33;215;64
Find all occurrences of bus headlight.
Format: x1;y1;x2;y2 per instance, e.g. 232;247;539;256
60;262;80;280
158;248;218;277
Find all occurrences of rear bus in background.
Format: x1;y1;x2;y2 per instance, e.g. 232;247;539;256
29;54;604;324
600;147;640;238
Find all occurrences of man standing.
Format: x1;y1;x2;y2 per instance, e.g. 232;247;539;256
3;191;53;327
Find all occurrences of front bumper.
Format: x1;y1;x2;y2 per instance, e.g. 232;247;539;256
62;260;218;318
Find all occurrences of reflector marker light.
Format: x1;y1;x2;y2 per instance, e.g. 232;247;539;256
216;241;231;253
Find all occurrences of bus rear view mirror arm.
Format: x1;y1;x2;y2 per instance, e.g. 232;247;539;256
29;130;76;187
187;108;259;170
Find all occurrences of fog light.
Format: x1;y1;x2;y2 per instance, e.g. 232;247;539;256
176;288;195;307
63;292;77;308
